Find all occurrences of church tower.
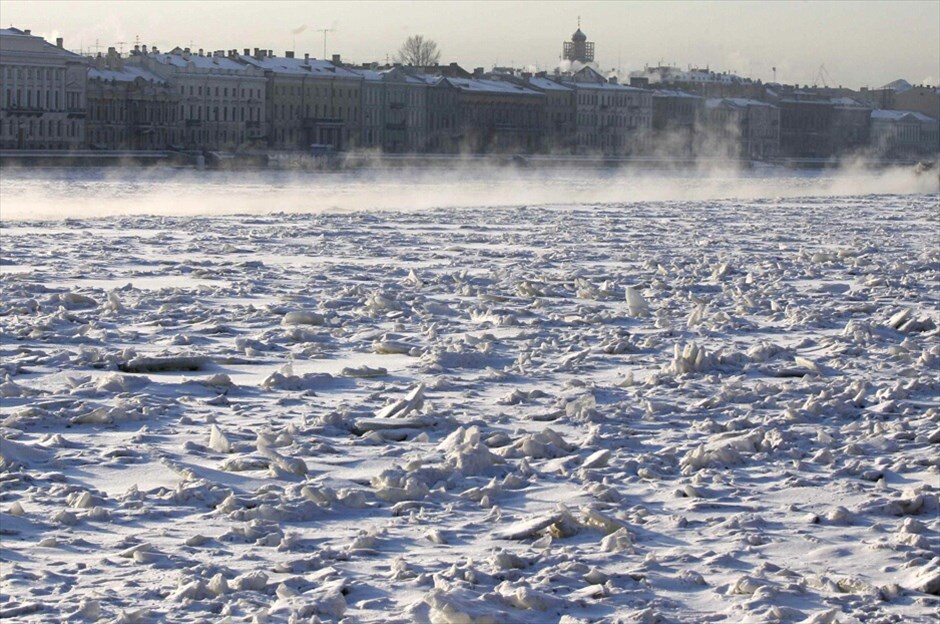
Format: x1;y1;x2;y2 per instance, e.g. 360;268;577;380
562;20;594;63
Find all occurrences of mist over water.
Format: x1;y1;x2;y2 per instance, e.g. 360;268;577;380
0;165;937;221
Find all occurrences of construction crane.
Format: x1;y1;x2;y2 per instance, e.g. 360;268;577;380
814;64;834;88
315;27;335;59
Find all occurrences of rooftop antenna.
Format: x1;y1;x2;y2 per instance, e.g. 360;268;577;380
115;41;127;54
315;27;335;59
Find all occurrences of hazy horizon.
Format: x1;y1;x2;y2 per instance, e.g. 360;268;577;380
1;0;937;90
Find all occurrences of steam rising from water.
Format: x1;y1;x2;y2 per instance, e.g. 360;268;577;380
0;165;936;221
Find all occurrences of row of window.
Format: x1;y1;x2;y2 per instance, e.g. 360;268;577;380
88;100;178;123
577;113;650;129
1;66;67;82
5;88;61;109
577;92;650;107
181;84;263;100
1;117;80;139
276;84;359;100
274;102;357;121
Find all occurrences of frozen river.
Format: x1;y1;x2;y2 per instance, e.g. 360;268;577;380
0;167;938;622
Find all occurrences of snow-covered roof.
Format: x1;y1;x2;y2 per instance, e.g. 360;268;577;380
143;52;248;71
830;97;868;108
88;65;166;84
236;55;362;79
561;79;645;92
705;97;776;109
527;77;572;92
445;78;542;96
653;89;702;99
0;27;85;60
871;109;938;123
351;67;427;85
355;69;384;82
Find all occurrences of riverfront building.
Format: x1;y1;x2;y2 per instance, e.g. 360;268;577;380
0;27;87;150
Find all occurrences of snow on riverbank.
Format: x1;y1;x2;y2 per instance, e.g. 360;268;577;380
1;192;938;622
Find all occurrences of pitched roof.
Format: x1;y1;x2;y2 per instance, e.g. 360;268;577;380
88;65;167;84
237;54;362;79
445;77;542;96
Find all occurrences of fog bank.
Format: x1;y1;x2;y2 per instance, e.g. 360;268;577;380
1;165;937;221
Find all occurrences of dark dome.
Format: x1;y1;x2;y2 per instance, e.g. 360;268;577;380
572;28;587;42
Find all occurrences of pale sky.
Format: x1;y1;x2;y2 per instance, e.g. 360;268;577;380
2;0;938;89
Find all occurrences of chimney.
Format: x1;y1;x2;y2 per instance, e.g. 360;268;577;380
142;44;148;54
286;51;294;58
268;49;273;57
473;67;484;78
522;71;532;79
56;37;64;48
253;48;260;58
184;47;191;54
244;48;250;56
607;76;618;85
630;76;649;89
198;48;204;56
304;53;309;62
332;53;341;64
23;29;30;35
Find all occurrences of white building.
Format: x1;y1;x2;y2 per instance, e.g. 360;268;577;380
127;47;267;150
870;109;939;158
631;65;752;86
0;27;87;150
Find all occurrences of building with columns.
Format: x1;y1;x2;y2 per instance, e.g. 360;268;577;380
0;27;87;150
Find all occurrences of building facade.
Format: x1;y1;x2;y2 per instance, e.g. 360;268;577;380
446;76;544;153
829;97;872;156
86;49;181;149
652;89;704;157
870;109;940;158
381;67;428;153
127;47;267;151
524;75;575;153
892;86;940;121
700;98;779;160
0;27;86;150
424;76;460;153
561;66;652;156
238;51;362;151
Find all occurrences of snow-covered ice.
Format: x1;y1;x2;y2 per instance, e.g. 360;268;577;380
1;169;938;622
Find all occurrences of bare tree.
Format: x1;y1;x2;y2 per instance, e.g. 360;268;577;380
396;35;441;67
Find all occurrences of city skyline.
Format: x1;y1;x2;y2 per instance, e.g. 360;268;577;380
1;0;938;90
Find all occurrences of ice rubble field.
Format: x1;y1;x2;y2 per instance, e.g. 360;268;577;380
1;191;939;623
